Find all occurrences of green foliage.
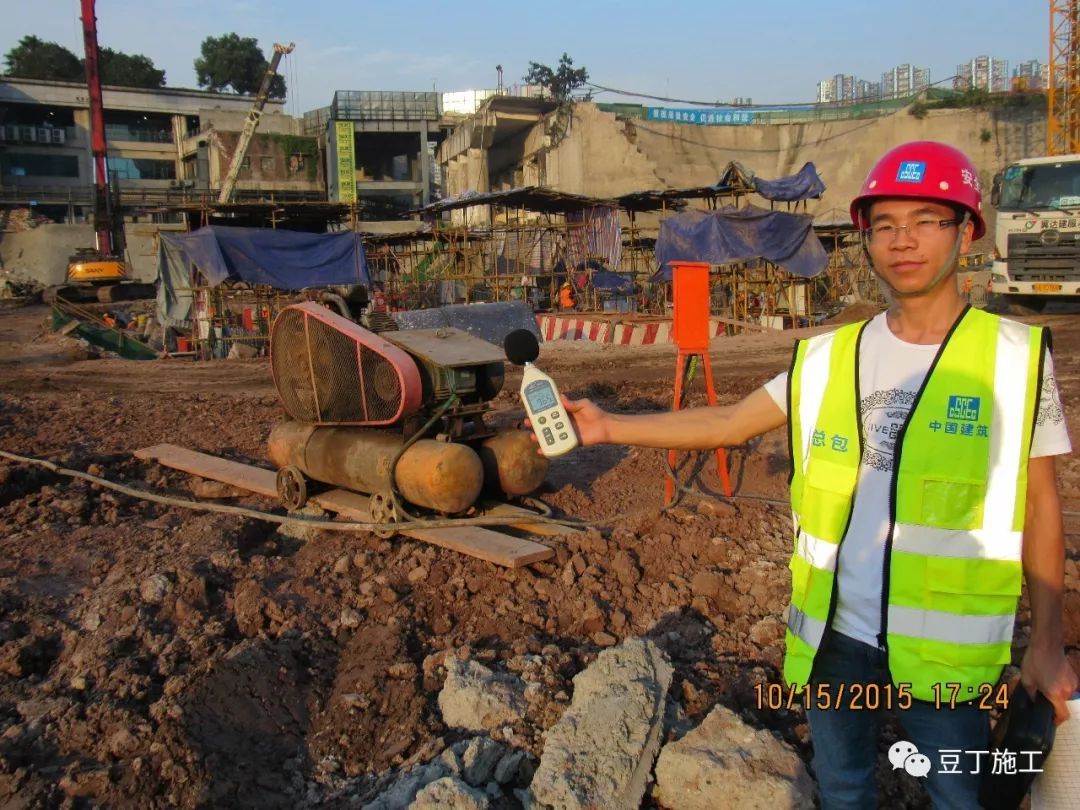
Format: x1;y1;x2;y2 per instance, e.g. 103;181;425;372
3;35;82;81
194;33;286;98
267;133;318;180
99;47;165;87
523;53;588;103
2;34;165;88
980;127;993;143
909;88;1046;117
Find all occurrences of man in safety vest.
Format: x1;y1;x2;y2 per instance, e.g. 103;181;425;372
559;281;576;311
546;142;1078;808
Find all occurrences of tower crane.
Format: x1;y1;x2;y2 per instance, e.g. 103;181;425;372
1048;0;1080;155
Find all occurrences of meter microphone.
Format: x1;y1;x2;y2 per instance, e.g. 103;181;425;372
504;329;579;458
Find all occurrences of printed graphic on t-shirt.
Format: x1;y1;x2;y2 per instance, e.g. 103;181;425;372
1037;373;1065;427
860;388;916;472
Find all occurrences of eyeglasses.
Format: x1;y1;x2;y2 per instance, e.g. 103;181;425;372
866;218;959;244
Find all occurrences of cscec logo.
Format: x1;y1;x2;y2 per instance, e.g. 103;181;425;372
896;161;927;183
947;395;981;422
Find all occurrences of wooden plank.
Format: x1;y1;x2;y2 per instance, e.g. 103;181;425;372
402;526;553;568
474;498;577;537
134;444;277;497
135;445;555;568
313;488;554;568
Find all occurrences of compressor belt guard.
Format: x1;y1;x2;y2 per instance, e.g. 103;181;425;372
270;303;423;426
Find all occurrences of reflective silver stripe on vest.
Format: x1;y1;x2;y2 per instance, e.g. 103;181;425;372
887;605;1015;646
787;605;828;649
796;529;840;572
984;320;1033;531
891;523;1022;562
797;331;835;475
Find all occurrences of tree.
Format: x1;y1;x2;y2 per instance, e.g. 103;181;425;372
99;47;165;88
194;34;285;98
523;53;588;104
3;35;165;88
3;35;82;81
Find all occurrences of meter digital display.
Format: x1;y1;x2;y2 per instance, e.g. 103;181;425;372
524;379;557;412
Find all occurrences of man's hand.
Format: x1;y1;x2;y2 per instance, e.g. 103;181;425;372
523;396;611;451
1020;454;1078;725
558;396;610;446
1020;640;1079;725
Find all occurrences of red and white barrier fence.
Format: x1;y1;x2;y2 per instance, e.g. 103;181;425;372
536;315;735;345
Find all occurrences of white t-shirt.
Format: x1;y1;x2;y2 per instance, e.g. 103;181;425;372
764;313;1072;647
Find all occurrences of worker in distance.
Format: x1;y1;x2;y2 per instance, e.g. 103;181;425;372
534;141;1079;808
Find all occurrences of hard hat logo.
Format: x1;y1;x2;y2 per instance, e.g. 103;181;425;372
896;161;927;183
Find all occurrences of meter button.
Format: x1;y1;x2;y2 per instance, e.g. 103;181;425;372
558;432;569;441
555;422;565;430
538;417;547;424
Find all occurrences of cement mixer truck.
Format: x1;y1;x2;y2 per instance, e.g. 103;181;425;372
990;155;1080;311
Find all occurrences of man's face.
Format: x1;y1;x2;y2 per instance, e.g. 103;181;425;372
865;199;974;296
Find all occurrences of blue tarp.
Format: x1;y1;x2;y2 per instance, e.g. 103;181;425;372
156;226;369;328
589;270;636;294
160;226;369;288
654;205;828;281
749;162;826;202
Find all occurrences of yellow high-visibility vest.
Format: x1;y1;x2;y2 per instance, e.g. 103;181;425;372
785;307;1046;700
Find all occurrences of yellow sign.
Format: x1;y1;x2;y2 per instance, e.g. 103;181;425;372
335;121;356;203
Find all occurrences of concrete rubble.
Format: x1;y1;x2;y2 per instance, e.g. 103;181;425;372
653;705;816;810
359;735;535;810
527;636;673;810
438;656;528;733
409;776;490;810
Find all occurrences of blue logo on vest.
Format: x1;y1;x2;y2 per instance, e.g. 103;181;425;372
896;161;927;183
947;395;981;422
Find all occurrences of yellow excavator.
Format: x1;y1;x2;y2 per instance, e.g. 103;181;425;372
44;0;154;305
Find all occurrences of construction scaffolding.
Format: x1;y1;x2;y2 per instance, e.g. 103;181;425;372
371;188;632;313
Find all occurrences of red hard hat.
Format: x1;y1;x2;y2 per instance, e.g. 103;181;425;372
850;141;985;240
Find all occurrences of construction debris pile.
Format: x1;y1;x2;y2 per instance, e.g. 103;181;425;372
0;209;50;234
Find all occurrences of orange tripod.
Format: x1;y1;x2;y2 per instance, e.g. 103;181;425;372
665;262;732;505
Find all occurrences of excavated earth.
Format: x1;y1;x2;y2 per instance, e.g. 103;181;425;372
0;303;1078;808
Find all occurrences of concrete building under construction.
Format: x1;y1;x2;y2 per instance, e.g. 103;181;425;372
0;76;323;223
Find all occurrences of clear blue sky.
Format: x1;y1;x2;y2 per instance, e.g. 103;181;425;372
1;0;1047;114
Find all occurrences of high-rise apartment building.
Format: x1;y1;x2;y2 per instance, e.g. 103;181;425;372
955;56;1010;92
1012;60;1045;91
882;64;930;99
816;73;880;104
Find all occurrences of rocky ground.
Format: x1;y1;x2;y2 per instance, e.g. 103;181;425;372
0;303;1078;808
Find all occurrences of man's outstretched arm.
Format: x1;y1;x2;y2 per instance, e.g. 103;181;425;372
559;386;787;451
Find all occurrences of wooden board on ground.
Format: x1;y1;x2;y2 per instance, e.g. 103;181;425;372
135;444;277;497
134;444;555;568
474;498;576;537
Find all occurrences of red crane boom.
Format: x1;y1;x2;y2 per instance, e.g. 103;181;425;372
79;0;115;256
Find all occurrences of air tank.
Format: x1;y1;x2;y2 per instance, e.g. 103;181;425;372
477;429;549;498
267;421;484;514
